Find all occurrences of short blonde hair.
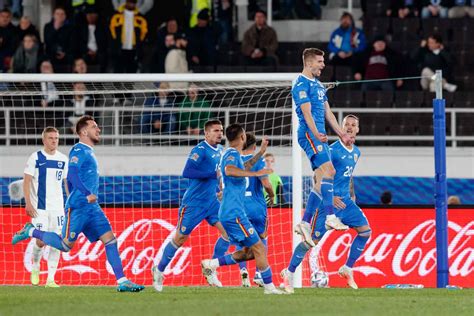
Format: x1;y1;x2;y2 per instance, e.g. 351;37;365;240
42;126;59;138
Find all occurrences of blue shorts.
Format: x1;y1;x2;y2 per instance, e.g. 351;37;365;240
244;202;268;236
221;214;260;248
63;204;112;243
311;197;369;240
298;131;331;170
176;199;220;235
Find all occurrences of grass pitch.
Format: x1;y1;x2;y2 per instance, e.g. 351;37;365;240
0;286;472;316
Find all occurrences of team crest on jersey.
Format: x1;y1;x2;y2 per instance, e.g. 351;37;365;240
299;91;307;99
315;231;321;237
249;228;255;235
70;232;76;239
58;162;63;168
70;156;79;164
354;154;358;162
226;155;235;162
190;153;199;161
181;226;186;233
317;145;323;152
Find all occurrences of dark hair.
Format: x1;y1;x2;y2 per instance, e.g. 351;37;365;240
53;6;66;14
380;191;392;205
302;48;324;64
429;33;443;44
204;119;222;131
225;123;244;142
341;11;354;25
75;115;95;135
0;8;11;15
243;132;256;150
254;9;267;18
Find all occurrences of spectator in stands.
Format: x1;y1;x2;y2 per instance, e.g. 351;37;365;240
188;9;217;67
38;60;65;130
412;34;457;92
353;35;404;91
140;82;176;134
11;0;22;18
188;0;211;28
16;16;41;44
264;152;286;205
328;12;366;66
448;0;474;18
152;17;181;73
165;33;189;89
448;195;461;205
241;10;278;67
12;34;42;73
112;0;154;15
110;0;148;73
72;6;108;72
386;0;421;18
380;190;393;205
179;84;212;135
39;60;59;107
215;0;233;44
421;0;449;18
44;7;73;72
73;57;88;73
0;9;19;73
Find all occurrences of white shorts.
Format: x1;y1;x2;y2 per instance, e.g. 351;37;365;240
32;209;65;235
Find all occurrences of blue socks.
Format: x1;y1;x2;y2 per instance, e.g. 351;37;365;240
32;230;70;252
212;236;230;259
288;241;311;273
104;238;125;280
260;266;273;284
218;254;237;266
321;178;335;215
157;240;179;272
302;190;322;223
346;230;371;268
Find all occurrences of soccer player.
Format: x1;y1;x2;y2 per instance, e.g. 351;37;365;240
237;133;275;287
200;124;284;295
292;47;353;247
263;153;285;205
151;120;231;291
23;126;68;287
282;115;371;292
12;115;144;292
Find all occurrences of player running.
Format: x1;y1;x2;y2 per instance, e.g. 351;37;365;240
200;124;285;294
23;127;68;287
236;133;275;287
292;47;353;247
152;120;231;291
12;115;144;292
282;115;371;292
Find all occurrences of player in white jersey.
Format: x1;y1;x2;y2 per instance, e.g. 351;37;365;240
23;127;69;287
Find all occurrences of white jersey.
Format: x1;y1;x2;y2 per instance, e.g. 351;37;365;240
24;150;69;211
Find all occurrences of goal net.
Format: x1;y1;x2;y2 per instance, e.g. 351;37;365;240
0;73;311;287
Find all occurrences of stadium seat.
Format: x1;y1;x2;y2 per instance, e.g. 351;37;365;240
365;1;390;17
394;91;424;108
364;17;390;40
365;91;394;108
453;92;474;108
450;19;474;44
334;66;352;82
333;90;363;108
421;18;450;41
424;91;454;108
391;18;421;42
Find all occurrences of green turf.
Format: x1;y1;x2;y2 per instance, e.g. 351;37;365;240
0;286;472;316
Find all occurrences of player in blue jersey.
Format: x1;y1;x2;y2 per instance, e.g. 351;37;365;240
236;133;275;287
291;48;353;249
12;115;145;292
200;124;285;294
282;115;371;292
152;120;231;291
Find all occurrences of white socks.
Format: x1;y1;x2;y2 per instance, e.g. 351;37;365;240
31;243;43;270
47;248;61;282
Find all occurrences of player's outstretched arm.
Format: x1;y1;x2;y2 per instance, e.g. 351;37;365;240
244;137;269;170
261;177;275;207
225;165;272;178
23;174;37;218
324;101;351;145
301;102;327;143
182;159;217;179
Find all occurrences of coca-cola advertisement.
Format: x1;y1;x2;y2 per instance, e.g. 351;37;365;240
1;207;473;287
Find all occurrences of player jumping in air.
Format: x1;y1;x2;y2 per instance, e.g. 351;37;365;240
236;133;275;287
291;48;353;248
282;115;371;292
13;115;145;292
200;124;285;294
152;120;231;291
23;127;69;287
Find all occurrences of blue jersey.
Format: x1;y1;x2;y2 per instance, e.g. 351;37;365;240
219;148;246;221
292;74;328;136
66;142;99;209
242;154;267;210
330;140;361;199
182;141;223;207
